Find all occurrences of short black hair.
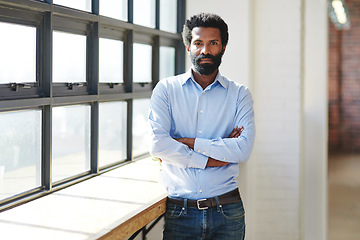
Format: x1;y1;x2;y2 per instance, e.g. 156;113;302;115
182;13;229;47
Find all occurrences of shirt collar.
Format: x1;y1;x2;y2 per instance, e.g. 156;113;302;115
181;68;229;89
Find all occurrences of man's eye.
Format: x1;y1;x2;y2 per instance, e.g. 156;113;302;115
210;42;218;45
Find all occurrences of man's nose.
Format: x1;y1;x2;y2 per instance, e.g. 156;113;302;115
200;44;211;55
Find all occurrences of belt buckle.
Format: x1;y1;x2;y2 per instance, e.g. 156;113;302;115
197;199;208;210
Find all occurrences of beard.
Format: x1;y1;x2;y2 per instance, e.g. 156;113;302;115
190;51;223;75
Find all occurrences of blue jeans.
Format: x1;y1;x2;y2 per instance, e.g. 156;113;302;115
163;198;245;240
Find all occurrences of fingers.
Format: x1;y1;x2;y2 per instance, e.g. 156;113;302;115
206;158;230;167
228;126;244;138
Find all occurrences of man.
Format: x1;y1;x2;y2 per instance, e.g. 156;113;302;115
148;13;255;239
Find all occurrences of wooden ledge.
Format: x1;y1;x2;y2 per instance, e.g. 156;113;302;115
99;197;166;240
0;157;167;240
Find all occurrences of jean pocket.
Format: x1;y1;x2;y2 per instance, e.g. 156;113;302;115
220;202;245;220
165;204;185;219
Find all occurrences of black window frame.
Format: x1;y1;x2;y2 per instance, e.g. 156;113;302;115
0;0;185;212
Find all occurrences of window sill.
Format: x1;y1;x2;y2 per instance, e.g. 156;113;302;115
0;157;167;239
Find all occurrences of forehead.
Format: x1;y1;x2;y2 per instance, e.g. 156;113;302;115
191;27;221;42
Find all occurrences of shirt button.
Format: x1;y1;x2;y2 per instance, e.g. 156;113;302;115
199;189;203;193
198;170;201;172
199;130;202;134
200;110;204;113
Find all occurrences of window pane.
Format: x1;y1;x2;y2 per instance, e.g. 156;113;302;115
100;0;127;21
52;105;90;183
99;38;124;83
133;0;155;28
133;99;150;157
99;101;127;167
53;0;91;12
0;110;41;201
0;22;36;84
133;43;152;83
160;0;177;33
160;46;175;80
53;31;86;83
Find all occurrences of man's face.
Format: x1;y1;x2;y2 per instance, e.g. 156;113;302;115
186;27;226;75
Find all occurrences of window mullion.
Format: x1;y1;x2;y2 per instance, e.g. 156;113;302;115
128;0;133;24
42;105;52;191
89;21;99;95
152;36;160;87
127;99;133;161
91;102;99;173
42;11;53;98
155;0;160;30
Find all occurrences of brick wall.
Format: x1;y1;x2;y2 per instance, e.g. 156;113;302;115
328;0;360;152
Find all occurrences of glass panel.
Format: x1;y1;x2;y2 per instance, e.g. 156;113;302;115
52;105;90;183
160;0;177;33
100;0;127;21
53;31;86;83
133;43;152;83
0;22;36;84
133;98;150;157
99;101;127;167
99;38;124;83
0;110;41;201
133;0;155;28
160;46;175;80
53;0;91;12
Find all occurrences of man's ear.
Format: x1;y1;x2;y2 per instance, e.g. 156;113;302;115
185;45;190;52
222;45;226;54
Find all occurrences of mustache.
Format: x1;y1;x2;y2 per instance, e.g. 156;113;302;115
196;54;216;61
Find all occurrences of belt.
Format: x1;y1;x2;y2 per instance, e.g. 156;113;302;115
167;189;241;210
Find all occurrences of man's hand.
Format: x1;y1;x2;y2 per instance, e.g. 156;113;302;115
206;157;230;167
228;126;244;138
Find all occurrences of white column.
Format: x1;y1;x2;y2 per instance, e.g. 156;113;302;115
252;0;302;239
301;0;328;239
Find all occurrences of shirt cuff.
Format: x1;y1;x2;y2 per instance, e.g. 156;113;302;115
187;150;208;169
194;137;213;157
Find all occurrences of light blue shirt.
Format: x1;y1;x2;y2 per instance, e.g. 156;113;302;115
148;69;255;200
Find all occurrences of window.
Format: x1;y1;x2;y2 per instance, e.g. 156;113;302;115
133;99;151;157
160;0;177;33
0;0;184;212
99;101;127;167
53;0;91;12
133;43;152;83
52;105;91;183
0;110;41;201
53;31;87;83
133;0;156;28
0;22;36;84
100;0;127;21
99;38;124;83
160;46;176;79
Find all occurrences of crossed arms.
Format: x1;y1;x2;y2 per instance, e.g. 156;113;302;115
175;126;244;167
